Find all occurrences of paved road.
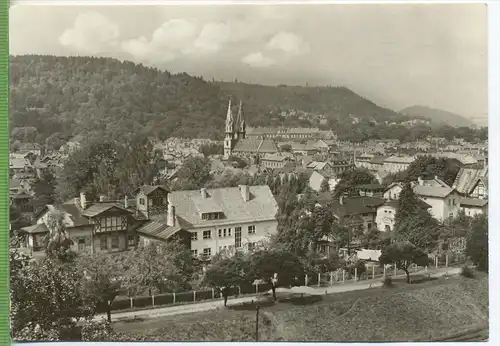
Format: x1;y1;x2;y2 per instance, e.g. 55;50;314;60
101;266;460;322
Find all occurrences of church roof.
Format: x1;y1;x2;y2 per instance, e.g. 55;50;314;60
233;139;277;153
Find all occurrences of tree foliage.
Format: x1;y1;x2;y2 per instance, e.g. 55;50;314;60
333;168;377;198
379;241;430;283
466;214;488;272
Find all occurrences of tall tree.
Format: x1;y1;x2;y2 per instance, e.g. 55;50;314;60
333;168;377;198
246;248;304;301
466;214;488;272
379;241;430;283
203;253;248;306
170;156;211;190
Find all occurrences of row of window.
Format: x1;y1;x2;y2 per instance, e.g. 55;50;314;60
98;216;126;232
448;198;457;206
99;234;136;250
138;197;167;206
191;225;256;241
191;242;258;257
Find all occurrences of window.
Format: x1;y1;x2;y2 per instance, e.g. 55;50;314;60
191;249;198;257
228;228;232;236
218;229;222;237
367;222;372;230
203;248;211;256
99;216;126;232
127;234;135;246
385;225;391;232
111;235;119;249
152;197;165;206
449;212;453;218
100;235;108;250
448;199;452;206
247;226;255;235
191;232;198;241
248;242;255;251
203;230;211;239
78;238;85;251
148;199;153;206
453;199;456;206
139;198;145;205
235;227;242;248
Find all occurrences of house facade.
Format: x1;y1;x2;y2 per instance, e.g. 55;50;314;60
166;185;279;258
383;156;415;173
459;198;488;217
413;185;461;221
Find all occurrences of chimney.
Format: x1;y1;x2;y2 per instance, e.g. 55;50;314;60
80;192;86;209
418;177;424;186
200;188;208;198
99;195;106;202
240;185;250;202
167;204;176;227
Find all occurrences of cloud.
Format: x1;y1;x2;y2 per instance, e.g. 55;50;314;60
193;22;232;54
266;32;309;56
59;12;120;54
121;19;196;62
241;52;275;67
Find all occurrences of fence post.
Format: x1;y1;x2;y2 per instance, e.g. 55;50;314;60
130;297;133;309
256;283;259;293
342;270;345;283
330;272;333;286
212;288;215;299
425;265;428;272
318;273;321;287
435;256;438;268
383;265;386;277
152;294;155;307
173;292;176;304
372;265;375;279
354;267;358;281
193;290;196;302
394;263;397;276
445;254;449;267
305;274;309;286
238;286;241;296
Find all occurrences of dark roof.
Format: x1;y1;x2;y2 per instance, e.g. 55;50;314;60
21;223;49;234
460;198;488;208
133;185;169;196
81;203;132;218
356;183;384;190
136;220;185;240
60;202;91;226
370;156;390;164
329;196;386;217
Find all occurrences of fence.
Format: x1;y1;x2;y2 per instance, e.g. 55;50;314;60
98;254;469;315
96;282;274;314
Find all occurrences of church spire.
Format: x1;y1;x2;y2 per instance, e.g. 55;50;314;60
237;100;246;139
225;97;234;134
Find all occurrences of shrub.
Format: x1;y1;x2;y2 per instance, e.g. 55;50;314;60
382;276;393;287
460;266;475;278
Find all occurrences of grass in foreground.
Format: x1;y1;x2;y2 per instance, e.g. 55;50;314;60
112;273;488;341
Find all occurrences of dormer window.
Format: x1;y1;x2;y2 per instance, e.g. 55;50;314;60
201;212;223;221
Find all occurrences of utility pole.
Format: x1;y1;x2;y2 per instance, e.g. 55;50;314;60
255;304;260;342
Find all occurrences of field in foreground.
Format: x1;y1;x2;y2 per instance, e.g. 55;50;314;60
112;274;488;341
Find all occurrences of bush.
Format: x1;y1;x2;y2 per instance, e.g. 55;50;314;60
460;266;475;278
382;276;393;287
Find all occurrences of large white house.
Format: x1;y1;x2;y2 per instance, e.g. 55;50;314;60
163;185;279;258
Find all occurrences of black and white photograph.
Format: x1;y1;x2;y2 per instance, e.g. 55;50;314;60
8;1;489;342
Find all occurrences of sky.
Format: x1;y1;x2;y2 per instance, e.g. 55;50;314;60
9;2;488;123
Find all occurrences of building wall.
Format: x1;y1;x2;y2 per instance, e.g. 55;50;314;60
309;171;325;192
417;192;460;221
383;185;403;200
376;205;397;232
460;205;487;217
188;219;277;257
470;181;487;199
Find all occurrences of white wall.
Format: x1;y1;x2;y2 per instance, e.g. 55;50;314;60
376;205;397;232
189;219;278;256
383;185;402;200
460;206;485;217
417;192;460;221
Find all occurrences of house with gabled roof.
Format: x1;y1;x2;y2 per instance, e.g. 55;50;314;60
460;198;488;217
452;165;488;200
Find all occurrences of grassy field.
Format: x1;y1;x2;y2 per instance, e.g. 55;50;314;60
112;273;488;341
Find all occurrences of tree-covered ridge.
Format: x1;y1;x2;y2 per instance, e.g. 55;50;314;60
10;55;230;143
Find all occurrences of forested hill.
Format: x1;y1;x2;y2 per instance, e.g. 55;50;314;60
215;81;404;126
400;105;474;128
11;55;412;146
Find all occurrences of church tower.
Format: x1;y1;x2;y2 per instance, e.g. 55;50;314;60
224;98;234;160
235;100;246;140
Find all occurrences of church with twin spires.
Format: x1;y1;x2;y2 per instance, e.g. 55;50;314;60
223;98;278;160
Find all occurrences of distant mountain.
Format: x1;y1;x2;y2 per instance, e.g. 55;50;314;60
400;105;474;128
